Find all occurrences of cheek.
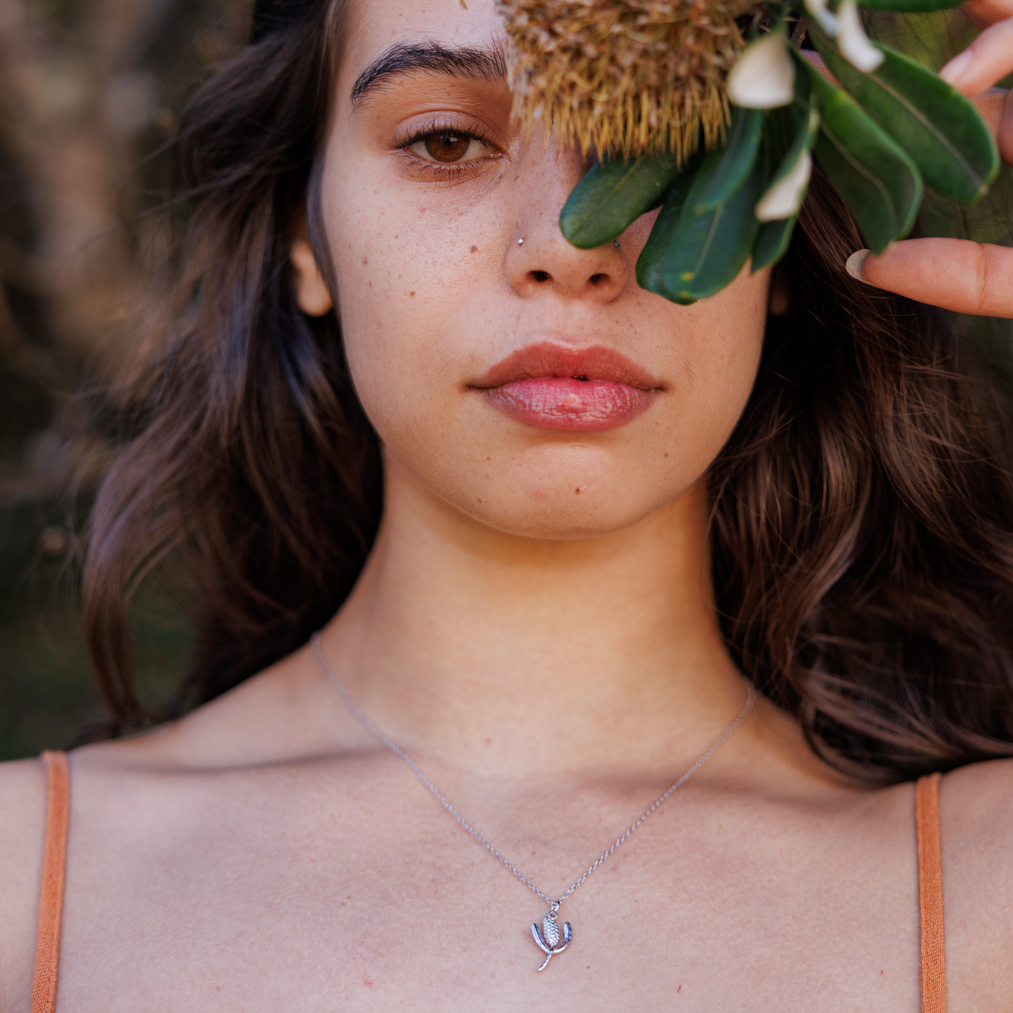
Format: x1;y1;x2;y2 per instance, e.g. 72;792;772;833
318;142;504;395
322;160;505;432
677;269;767;432
645;267;767;489
609;214;763;475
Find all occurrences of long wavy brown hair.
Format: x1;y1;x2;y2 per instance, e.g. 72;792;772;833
82;2;1013;782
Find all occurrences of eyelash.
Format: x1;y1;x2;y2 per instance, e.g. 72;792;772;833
392;119;501;183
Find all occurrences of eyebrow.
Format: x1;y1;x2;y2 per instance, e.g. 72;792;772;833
350;41;507;108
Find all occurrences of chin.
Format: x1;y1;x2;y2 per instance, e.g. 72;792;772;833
466;501;665;541
446;460;693;541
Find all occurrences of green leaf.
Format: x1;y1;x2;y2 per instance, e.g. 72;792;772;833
758;90;820;219
635;154;706;294
804;60;923;252
637;146;767;305
749;104;809;273
766;67;814;153
560;152;683;249
752;215;798;272
693;107;764;212
811;32;999;204
858;0;959;10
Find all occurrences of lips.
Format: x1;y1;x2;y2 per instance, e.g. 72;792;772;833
472;342;661;432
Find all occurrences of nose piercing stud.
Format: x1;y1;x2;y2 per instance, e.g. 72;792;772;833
518;238;525;245
614;240;620;248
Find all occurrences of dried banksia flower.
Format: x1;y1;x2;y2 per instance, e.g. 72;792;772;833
498;0;765;162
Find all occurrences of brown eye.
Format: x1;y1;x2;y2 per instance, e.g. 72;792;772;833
424;132;471;162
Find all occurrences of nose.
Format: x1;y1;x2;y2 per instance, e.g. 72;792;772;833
505;143;628;303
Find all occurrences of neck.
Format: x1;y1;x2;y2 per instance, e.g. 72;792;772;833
320;459;749;777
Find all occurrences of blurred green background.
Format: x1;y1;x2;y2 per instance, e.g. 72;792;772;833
0;4;1010;760
0;0;246;759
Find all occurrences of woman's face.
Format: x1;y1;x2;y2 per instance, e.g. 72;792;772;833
317;0;768;539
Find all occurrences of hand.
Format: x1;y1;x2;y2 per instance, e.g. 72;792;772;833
848;1;1013;318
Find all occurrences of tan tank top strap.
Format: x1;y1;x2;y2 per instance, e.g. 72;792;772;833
916;772;945;1013
31;750;70;1013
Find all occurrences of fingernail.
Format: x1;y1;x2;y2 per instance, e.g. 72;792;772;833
939;49;972;87
845;249;872;282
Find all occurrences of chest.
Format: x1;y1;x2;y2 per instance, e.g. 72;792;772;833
53;774;923;1012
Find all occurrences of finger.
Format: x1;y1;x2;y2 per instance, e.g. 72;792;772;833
960;0;1013;30
848;239;1013;318
970;88;1013;163
939;17;1013;95
971;89;1007;137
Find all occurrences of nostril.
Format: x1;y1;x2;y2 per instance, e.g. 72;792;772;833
529;270;551;283
589;273;607;286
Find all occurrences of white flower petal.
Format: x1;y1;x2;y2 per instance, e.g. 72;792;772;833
756;149;813;222
804;0;838;36
727;34;795;109
836;0;884;71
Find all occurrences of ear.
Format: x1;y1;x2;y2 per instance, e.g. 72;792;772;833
290;238;334;316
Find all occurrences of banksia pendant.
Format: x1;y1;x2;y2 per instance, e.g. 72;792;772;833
531;907;573;971
498;0;766;162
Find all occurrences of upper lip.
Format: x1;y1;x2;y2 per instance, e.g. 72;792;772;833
472;341;662;391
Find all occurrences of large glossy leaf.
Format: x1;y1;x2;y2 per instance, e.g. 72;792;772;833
858;0;959;9
746;81;815;271
758;84;820;216
804;60;922;252
752;214;798;272
812;32;999;204
766;69;814;164
635;154;706;294
637;146;766;305
560;152;683;249
693;107;764;212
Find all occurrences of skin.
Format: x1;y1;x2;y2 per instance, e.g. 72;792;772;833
0;2;1012;1010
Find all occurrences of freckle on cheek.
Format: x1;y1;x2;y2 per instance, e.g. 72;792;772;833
470;246;478;253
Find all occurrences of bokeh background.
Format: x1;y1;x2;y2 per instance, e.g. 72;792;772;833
0;3;1011;760
0;0;248;759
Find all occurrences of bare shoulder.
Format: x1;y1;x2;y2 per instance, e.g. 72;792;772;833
938;759;1013;1008
941;757;1013;860
0;649;362;1010
0;756;49;1013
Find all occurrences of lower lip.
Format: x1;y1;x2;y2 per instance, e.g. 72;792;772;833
483;377;655;431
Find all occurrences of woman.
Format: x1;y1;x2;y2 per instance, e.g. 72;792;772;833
2;0;1013;1008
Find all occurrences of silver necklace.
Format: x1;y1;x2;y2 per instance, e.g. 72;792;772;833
310;632;756;972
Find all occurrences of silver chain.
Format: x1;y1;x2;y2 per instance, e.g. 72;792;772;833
310;632;756;912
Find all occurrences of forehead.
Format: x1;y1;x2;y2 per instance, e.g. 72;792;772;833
340;0;507;95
